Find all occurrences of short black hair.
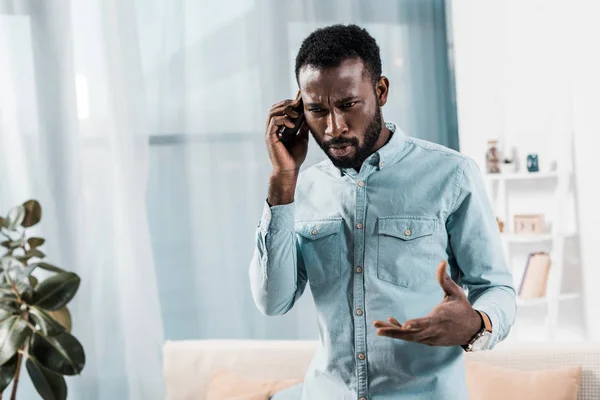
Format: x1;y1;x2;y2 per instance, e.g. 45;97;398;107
295;24;382;86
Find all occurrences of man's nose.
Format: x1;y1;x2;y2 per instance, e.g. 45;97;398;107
324;111;348;138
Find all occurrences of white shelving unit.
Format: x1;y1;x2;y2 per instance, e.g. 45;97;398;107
483;131;584;341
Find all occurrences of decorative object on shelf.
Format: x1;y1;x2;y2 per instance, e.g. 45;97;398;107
526;153;539;172
496;217;504;233
486;140;501;173
501;158;517;173
0;200;85;400
514;213;545;234
518;252;551;300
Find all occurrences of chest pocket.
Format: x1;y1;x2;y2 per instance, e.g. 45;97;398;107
377;216;437;287
295;218;343;287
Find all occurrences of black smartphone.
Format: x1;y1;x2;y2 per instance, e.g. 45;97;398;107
277;98;305;148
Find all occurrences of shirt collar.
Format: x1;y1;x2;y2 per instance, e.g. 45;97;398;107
335;121;406;176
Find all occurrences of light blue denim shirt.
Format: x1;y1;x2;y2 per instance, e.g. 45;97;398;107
249;122;516;400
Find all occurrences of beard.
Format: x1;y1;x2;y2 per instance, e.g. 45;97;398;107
314;104;383;169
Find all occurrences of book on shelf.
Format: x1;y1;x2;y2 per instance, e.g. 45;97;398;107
518;252;551;300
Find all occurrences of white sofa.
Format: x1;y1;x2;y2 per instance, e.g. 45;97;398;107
163;340;600;400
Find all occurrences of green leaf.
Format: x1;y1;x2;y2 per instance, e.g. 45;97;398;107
29;275;39;287
29;307;65;336
32;263;66;274
30;332;85;375
0;353;18;392
28;237;45;248
0;316;30;365
25;249;45;260
0;286;16;299
0;217;7;229
0;299;18;314
0;294;17;320
32;272;80;311
22;200;42;228
46;307;72;333
26;354;67;400
0;307;15;322
6;206;25;230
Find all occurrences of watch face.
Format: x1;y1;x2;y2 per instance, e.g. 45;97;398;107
471;331;492;351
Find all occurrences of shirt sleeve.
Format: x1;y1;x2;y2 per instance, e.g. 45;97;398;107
446;158;517;349
248;200;308;316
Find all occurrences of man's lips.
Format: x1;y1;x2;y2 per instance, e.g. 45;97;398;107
328;144;354;157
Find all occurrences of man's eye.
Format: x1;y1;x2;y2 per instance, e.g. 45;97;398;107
309;108;323;113
342;102;356;108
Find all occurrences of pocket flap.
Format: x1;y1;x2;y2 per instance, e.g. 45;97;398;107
295;218;342;240
377;217;436;240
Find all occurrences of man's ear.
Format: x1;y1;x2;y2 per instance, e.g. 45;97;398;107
375;76;390;107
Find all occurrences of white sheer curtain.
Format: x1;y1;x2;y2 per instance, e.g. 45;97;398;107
1;0;456;398
0;0;163;398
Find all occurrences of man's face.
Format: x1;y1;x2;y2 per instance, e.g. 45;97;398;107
298;58;387;169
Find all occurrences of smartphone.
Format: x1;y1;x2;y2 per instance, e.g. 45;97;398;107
277;98;305;148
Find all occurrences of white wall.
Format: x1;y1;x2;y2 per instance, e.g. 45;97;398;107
451;0;600;340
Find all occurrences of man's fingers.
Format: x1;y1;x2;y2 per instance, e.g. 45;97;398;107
373;320;397;329
271;97;299;109
270;105;299;119
436;260;461;297
402;317;433;331
374;317;404;329
271;115;295;130
436;260;448;287
376;327;435;343
374;317;433;330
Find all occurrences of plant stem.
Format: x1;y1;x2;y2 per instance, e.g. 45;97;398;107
10;309;28;400
10;346;23;400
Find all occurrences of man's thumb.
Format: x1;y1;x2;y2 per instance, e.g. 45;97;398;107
436;260;457;296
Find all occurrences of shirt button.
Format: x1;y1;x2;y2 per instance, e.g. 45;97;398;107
356;309;363;316
358;180;365;187
311;229;318;235
356;266;363;273
404;229;412;236
379;161;385;168
357;353;365;360
360;397;367;400
356;223;363;229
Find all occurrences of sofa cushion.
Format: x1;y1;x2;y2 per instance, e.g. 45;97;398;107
205;370;302;400
466;360;582;400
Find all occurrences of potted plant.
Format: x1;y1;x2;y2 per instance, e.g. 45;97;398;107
0;200;85;400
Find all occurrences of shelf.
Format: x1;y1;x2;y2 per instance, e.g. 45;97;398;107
500;232;576;243
517;292;580;307
485;171;559;181
501;233;552;243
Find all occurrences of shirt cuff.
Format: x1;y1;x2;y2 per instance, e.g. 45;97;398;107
260;199;295;232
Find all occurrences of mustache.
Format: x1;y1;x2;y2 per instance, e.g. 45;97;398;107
323;137;359;148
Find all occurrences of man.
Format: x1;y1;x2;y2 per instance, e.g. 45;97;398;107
249;24;516;399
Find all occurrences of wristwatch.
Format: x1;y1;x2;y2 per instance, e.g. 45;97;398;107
463;310;493;352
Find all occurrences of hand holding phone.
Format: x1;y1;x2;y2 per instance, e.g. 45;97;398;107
264;91;309;176
276;96;305;148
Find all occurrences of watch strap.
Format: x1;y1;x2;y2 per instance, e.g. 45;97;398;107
477;310;492;333
461;310;492;351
